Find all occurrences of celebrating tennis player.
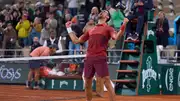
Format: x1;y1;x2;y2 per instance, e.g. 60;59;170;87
66;10;127;101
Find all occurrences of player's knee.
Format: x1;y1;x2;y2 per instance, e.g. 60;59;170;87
85;78;93;89
85;82;92;89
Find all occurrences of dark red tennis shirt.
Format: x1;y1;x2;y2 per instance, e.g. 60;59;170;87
80;23;116;58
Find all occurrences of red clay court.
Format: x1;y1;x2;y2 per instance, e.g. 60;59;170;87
0;85;180;101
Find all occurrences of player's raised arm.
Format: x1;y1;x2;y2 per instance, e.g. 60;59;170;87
66;21;88;44
111;18;129;40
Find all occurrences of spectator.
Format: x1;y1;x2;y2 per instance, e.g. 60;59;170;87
43;1;50;14
0;21;3;48
76;5;88;29
56;4;65;37
26;1;35;22
57;4;64;17
108;38;117;64
89;7;99;23
43;30;63;54
68;19;83;55
83;19;95;33
106;2;123;61
4;12;12;26
124;0;134;16
29;17;42;45
30;37;41;52
85;0;101;15
106;1;116;27
40;22;50;45
67;0;78;16
2;23;17;58
45;12;57;37
125;0;153;40
12;10;21;29
16;13;30;48
106;2;124;31
155;11;169;48
34;8;43;22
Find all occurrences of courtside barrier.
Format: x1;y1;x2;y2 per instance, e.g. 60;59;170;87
159;64;180;95
0;62;29;84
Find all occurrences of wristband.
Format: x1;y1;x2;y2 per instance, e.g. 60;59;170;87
67;27;73;33
120;24;125;31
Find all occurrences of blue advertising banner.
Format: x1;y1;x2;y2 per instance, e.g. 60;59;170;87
0;62;29;84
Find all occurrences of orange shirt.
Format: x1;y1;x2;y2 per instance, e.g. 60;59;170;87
30;46;50;57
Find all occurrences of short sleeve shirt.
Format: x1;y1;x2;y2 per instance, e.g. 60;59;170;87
80;23;116;58
30;46;50;57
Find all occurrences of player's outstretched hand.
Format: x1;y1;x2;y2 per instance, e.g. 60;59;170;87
66;21;72;28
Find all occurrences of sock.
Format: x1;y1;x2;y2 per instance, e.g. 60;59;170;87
26;81;31;87
34;81;38;87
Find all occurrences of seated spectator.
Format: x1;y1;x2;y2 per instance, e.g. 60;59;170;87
123;0;153;40
124;0;134;16
16;14;30;48
43;30;63;54
30;37;41;53
29;17;42;45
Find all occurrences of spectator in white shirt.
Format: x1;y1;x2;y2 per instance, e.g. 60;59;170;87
67;0;78;16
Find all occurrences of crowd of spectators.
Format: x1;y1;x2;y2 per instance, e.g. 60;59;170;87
0;0;174;63
0;0;125;62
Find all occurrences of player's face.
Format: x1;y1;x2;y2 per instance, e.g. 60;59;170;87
98;10;109;20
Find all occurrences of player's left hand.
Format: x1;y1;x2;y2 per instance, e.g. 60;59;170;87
66;21;72;28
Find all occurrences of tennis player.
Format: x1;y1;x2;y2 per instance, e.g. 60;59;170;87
26;44;57;90
66;10;128;101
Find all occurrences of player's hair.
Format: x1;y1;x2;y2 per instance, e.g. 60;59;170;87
104;10;111;22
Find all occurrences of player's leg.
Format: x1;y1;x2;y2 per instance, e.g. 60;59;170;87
85;77;93;101
95;76;104;97
27;68;34;89
34;68;40;89
94;58;116;101
103;76;116;101
84;59;95;101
